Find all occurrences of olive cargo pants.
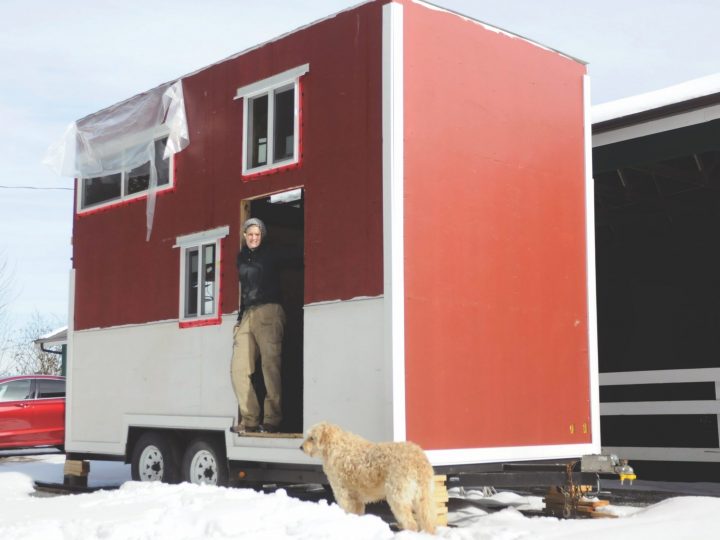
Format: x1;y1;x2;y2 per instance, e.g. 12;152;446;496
231;303;286;428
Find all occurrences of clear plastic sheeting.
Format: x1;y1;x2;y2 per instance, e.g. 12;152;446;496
44;79;189;240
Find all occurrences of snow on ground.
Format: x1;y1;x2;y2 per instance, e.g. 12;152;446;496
1;452;720;539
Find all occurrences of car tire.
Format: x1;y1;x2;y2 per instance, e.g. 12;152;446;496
181;438;228;486
131;431;181;484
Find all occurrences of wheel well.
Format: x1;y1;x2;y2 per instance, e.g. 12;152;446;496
125;427;226;464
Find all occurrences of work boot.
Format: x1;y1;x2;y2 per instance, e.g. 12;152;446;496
230;423;259;434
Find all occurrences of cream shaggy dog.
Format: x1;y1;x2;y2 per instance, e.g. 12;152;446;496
300;422;436;533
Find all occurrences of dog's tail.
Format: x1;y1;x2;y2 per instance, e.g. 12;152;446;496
414;472;437;534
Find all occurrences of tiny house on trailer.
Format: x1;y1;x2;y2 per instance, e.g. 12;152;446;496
60;0;597;486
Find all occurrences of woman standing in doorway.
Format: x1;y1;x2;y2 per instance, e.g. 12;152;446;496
230;218;297;434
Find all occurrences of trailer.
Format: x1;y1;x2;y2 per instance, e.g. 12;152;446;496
593;74;720;480
53;0;597;487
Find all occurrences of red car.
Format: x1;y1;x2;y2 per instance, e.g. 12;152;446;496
0;375;65;450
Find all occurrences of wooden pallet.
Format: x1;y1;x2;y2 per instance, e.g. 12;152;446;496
434;475;449;526
63;459;90;476
543;485;616;519
63;459;90;488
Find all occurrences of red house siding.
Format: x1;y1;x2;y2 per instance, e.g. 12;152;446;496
73;2;386;330
402;3;591;450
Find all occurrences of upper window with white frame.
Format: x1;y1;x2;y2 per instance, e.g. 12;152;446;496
235;64;309;176
174;226;229;327
78;137;173;212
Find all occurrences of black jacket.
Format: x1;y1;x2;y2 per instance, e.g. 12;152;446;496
237;243;301;310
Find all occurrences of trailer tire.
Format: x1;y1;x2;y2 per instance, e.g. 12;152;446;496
181;438;228;486
131;432;181;484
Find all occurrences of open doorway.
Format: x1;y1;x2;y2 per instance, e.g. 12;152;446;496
240;188;304;434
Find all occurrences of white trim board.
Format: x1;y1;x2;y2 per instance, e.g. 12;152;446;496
601;400;720;416
174;225;230;248
234;64;310;100
602;446;720;463
382;1;405;443
593;103;720;147
427;442;599;466
600;368;720;386
583;74;601;452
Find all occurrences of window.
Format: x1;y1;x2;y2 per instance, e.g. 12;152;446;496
79;137;173;211
36;379;66;399
174;226;229;327
235;64;309;176
0;380;32;402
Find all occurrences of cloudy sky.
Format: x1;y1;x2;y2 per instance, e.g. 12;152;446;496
0;0;717;338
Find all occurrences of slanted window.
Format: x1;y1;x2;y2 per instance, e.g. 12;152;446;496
235;64;309;176
0;380;32;402
79;137;173;212
174;226;229;327
36;379;66;399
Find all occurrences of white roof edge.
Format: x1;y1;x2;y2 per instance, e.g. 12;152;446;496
81;0;586;124
411;0;586;65
592;72;720;125
35;326;69;344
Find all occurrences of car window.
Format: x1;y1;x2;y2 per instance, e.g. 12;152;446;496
0;380;33;402
36;379;66;399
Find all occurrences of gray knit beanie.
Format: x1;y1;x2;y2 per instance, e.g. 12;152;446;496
242;217;267;237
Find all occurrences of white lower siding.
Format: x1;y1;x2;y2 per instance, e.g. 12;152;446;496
67;317;238;453
303;297;391;442
67;297;390;462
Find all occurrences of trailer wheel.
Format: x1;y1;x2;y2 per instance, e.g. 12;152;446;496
131;432;181;484
181;438;228;486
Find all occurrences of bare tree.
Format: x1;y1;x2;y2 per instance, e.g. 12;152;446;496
10;312;64;375
0;254;15;374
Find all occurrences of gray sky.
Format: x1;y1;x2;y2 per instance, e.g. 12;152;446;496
0;0;717;334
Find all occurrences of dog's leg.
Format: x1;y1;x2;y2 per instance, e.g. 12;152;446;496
387;498;418;532
413;477;437;534
333;488;365;516
347;498;365;516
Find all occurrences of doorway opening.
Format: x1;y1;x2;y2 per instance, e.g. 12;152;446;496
240;188;304;434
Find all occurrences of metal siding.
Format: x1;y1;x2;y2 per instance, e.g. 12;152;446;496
73;2;385;330
402;3;592;450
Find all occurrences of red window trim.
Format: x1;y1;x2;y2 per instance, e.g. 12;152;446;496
76;185;177;217
178;236;226;329
76;155;179;217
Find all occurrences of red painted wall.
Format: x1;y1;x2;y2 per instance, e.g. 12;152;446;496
73;2;386;330
402;3;592;450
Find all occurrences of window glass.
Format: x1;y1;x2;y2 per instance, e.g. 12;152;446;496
274;86;295;162
155;138;170;187
0;380;32;402
80;137;171;210
201;243;216;316
127;161;150;194
82;173;122;208
176;226;227;325
185;247;199;317
125;138;170;195
36;379;66;399
249;94;269;168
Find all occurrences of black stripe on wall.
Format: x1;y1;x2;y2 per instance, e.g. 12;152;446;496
600;382;716;403
601;414;719;448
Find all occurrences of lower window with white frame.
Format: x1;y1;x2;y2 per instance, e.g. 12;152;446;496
174;226;229;327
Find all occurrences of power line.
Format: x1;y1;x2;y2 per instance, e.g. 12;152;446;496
0;185;72;191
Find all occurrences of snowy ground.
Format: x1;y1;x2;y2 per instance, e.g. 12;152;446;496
1;451;720;539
